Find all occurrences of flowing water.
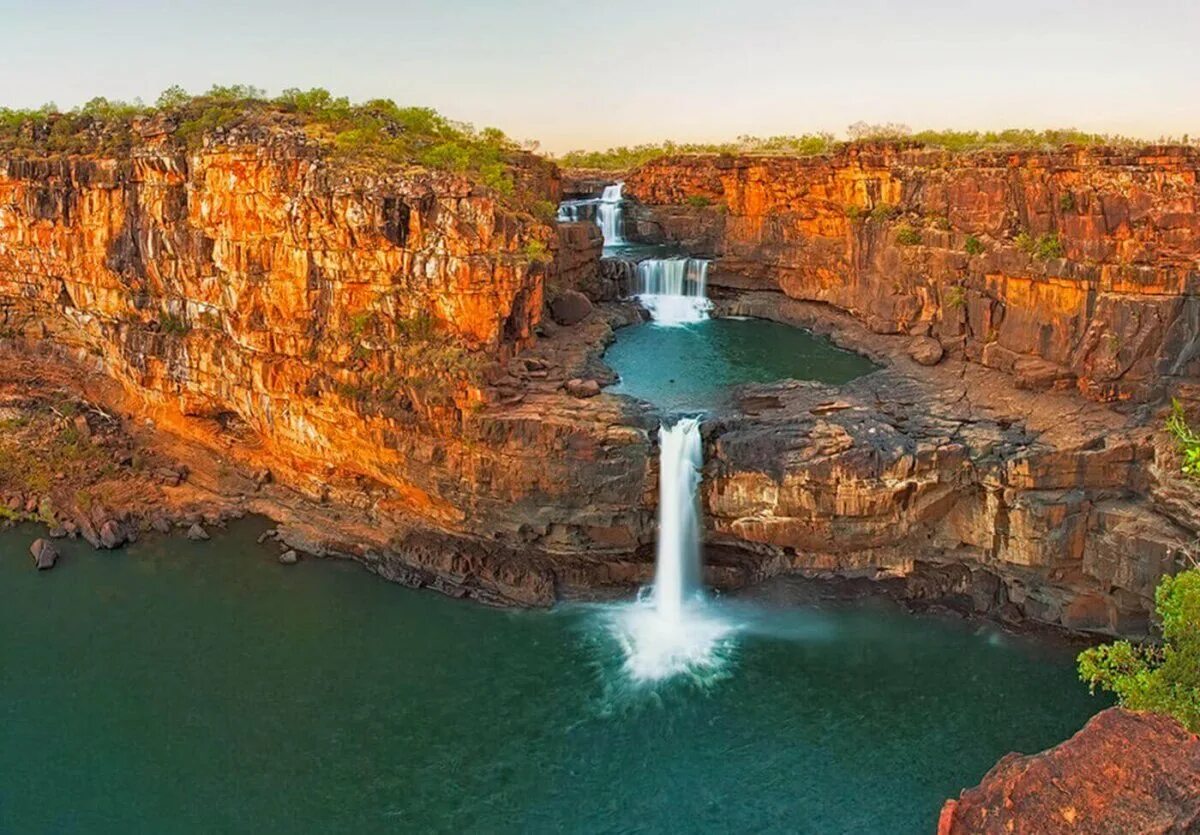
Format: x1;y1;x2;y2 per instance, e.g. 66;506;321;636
0;523;1104;833
557;183;625;246
633;258;713;325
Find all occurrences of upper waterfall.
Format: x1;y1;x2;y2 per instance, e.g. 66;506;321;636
596;183;625;245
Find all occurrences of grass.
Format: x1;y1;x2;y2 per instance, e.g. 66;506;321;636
1167;399;1200;479
0;85;530;201
895;226;921;246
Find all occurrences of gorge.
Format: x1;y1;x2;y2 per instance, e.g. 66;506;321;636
2;97;1199;832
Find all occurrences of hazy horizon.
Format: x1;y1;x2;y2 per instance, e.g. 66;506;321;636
2;0;1196;155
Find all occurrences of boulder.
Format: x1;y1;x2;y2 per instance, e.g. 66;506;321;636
908;336;944;366
549;290;593;326
30;538;58;570
565;378;601;399
186;523;209;541
278;549;299;565
98;519;127;549
938;709;1200;834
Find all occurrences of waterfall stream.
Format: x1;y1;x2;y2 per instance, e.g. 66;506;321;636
634;258;712;325
596;183;624;245
608;416;735;684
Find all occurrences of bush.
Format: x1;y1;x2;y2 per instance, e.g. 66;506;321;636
1166;399;1200;479
944;285;967;308
895;226;921;246
555;133;836;170
685;194;712;208
870;203;899;222
523;240;551;264
1015;231;1065;259
964;235;985;255
1079;566;1200;731
1059;193;1076;212
844;204;864;221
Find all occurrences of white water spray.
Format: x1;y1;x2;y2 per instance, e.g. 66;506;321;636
608;417;736;683
634;258;712;325
596;182;625;245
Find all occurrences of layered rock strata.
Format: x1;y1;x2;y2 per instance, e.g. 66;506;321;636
0;132;657;602
623;145;1200;403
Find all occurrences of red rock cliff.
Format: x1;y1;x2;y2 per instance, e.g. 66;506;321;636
0;129;655;600
625;145;1200;402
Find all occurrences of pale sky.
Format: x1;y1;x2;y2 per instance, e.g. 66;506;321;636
1;0;1196;154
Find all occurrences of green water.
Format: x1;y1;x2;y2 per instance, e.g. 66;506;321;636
605;317;877;412
0;521;1103;833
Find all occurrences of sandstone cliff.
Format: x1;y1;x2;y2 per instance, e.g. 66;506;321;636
0;124;656;602
624;145;1200;402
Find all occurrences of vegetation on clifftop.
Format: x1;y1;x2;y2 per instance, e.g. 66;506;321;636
557;121;1194;170
0;85;529;197
1079;566;1200;732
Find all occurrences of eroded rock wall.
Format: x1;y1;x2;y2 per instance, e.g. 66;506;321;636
625;145;1200;402
0;136;654;598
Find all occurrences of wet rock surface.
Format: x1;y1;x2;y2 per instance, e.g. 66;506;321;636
938;708;1200;834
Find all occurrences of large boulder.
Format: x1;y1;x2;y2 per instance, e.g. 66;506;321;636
186;523;210;542
938;708;1200;834
565;378;601;399
549;290;593;326
30;538;58;570
908;336;944;366
98;519;127;549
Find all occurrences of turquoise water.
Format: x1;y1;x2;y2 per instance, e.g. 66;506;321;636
0;521;1103;833
605;317;876;412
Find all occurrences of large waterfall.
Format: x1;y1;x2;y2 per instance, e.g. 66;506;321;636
608;416;734;683
634;258;712;325
652;418;704;623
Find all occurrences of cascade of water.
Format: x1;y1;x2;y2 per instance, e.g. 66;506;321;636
653;417;704;622
596;183;625;245
634;257;712;325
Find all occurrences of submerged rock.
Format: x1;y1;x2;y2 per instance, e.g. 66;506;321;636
30;538;58;570
938;708;1200;834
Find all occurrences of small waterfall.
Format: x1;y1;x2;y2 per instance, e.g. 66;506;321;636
634;257;712;325
596;183;625;245
653;418;704;622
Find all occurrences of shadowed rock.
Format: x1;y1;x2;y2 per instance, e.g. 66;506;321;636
30;538;58;570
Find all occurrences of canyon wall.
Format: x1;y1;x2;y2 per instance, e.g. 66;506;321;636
0;130;655;601
624;145;1200;403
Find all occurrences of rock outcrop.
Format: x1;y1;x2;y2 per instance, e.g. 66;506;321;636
624;145;1200;403
0;128;656;602
938;708;1200;834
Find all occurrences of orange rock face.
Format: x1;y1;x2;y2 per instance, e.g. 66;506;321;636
0;135;656;593
938;708;1200;834
625;145;1200;402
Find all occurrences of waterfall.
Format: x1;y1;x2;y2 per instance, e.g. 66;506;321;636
555;182;625;246
634;257;712;325
653;417;703;622
596;183;625;245
606;415;734;684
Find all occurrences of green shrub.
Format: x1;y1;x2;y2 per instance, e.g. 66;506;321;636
1015;231;1065;259
844;204;864;221
532;200;558;224
555;133;836;170
895;225;921;246
870;203;899;222
964;235;985;255
685;194;712;208
944;285;967;308
523;240;552;264
1059;193;1076;212
1079;566;1200;731
1167;399;1200;479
